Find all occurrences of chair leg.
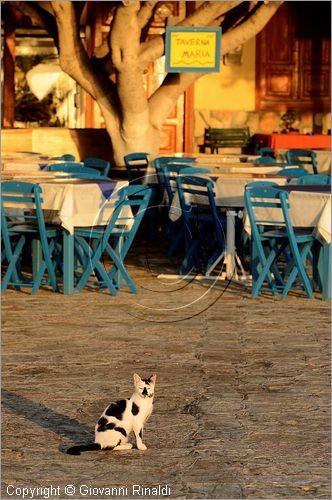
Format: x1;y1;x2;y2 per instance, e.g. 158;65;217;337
251;240;281;297
321;243;331;301
31;239;58;294
1;236;26;292
281;242;314;299
313;242;330;301
74;237;118;294
106;242;138;293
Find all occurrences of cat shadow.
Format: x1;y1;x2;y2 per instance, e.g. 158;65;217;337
2;389;94;454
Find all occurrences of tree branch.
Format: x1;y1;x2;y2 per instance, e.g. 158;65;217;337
51;0;119;127
178;1;241;27
137;1;156;30
221;1;283;55
51;2;96;96
149;72;200;129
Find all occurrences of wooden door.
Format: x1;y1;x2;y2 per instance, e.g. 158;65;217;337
256;1;331;112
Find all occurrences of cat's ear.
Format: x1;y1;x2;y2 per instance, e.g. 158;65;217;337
149;374;157;385
133;373;142;385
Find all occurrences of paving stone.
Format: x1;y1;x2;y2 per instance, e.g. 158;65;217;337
1;244;330;499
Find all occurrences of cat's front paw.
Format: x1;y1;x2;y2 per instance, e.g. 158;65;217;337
137;444;147;451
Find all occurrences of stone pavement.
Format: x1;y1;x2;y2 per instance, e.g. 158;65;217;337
1;244;331;499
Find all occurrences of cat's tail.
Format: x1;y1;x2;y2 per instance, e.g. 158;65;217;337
67;443;101;455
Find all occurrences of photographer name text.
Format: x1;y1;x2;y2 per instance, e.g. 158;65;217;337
7;484;171;498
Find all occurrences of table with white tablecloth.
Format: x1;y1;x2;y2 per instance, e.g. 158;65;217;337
2;176;130;293
169;173;289;280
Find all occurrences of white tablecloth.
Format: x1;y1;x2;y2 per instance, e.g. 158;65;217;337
144;161;283;186
169;175;288;221
3;178;130;234
40;180;130;234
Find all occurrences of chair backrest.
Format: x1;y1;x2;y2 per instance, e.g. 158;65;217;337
245;186;286;241
245;186;297;253
51;154;76;161
103;185;152;246
253;156;280;165
175;175;224;247
153;156;196;168
44;162;102;176
1;181;48;247
258;147;275;158
296;174;331;185
175;174;216;210
123;152;149;184
82;157;111;177
245;181;279;189
285;149;318;175
154;160;210;205
277;167;309;177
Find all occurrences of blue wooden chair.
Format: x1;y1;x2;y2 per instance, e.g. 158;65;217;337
51;154;76;161
244;186;315;298
44;162;110;180
71;185;152;294
241;181;280;248
124;153;149;184
153;161;210;256
154;160;210;206
253;156;281;165
296;174;331;185
258;147;275;158
1;182;59;293
82;157;111;177
153;155;196;170
285;149;318;175
277;167;309;177
153;155;198;202
175;175;226;274
44;162;101;175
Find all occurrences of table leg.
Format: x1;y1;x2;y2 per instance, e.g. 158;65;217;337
63;230;74;295
205;210;247;281
224;210;237;279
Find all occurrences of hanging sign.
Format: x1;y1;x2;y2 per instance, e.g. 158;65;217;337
165;26;221;73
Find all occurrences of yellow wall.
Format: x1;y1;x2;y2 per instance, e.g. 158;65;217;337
194;38;256;111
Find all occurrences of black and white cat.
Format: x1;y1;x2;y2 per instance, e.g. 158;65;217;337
67;373;156;455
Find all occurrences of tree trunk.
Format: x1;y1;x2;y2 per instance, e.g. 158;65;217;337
12;1;283;164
